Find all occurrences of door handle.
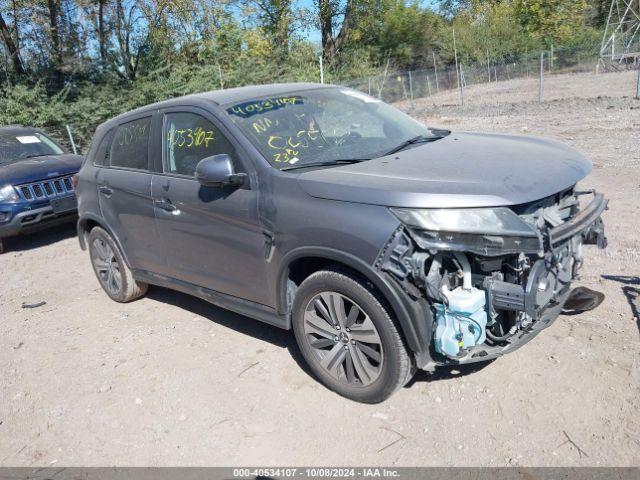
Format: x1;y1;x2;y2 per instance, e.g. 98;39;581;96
154;198;178;213
98;186;113;197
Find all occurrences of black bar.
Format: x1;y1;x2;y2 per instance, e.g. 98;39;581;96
549;193;608;245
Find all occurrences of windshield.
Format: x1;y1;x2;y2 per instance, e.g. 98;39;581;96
0;131;65;165
224;87;437;170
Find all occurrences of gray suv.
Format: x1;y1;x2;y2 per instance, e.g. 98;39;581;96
77;83;608;403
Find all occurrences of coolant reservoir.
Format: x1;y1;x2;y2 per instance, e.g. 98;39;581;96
434;286;488;358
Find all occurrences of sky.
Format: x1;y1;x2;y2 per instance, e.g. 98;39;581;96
294;0;439;43
297;0;321;43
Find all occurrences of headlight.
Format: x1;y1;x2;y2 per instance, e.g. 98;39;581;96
0;185;19;203
390;207;542;256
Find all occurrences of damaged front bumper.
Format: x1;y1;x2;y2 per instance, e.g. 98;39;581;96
378;189;608;370
439;285;572;366
549;192;607;248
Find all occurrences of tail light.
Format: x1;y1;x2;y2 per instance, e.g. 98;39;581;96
72;174;79;190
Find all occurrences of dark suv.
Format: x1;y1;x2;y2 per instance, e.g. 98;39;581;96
77;83;607;403
0;126;83;253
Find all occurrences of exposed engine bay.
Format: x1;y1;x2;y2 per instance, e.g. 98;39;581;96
379;187;608;365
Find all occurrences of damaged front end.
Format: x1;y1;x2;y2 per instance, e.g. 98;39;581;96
377;188;608;368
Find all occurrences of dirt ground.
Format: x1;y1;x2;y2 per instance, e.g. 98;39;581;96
1;70;639;467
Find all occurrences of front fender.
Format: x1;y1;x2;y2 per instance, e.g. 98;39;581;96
277;246;432;362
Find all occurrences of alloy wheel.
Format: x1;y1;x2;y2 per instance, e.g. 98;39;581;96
92;238;122;295
303;291;383;386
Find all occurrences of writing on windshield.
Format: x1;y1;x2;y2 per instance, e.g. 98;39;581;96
228;97;325;164
225;88;432;169
227;96;304;119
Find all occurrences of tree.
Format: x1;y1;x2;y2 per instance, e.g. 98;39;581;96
246;0;294;48
114;0;145;80
94;0;109;64
318;0;356;59
46;0;64;79
452;1;539;62
514;0;589;46
362;0;444;67
0;10;26;74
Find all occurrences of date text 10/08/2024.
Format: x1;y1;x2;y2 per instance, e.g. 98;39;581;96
232;468;401;478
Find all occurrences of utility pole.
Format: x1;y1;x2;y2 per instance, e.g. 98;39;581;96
217;63;224;89
432;51;439;92
408;70;414;108
486;49;491;82
453;28;460;92
66;125;77;155
612;32;615;60
459;65;465;106
378;55;390;99
539;52;544;103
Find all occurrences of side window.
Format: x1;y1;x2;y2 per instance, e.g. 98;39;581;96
164;112;238;177
93;129;114;167
110;117;151;170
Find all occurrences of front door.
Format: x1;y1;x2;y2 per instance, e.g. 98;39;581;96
151;108;269;306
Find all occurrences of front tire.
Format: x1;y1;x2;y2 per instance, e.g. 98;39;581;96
292;268;413;403
88;227;148;303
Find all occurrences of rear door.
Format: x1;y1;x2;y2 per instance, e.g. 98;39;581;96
150;107;269;305
96;114;165;273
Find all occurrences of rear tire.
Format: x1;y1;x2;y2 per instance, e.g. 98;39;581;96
88;226;147;302
292;268;413;403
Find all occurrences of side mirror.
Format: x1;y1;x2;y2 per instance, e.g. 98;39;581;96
195;154;245;187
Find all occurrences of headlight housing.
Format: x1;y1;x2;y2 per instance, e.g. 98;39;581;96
0;185;19;203
390;207;542;256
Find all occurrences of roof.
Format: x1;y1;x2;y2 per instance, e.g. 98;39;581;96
0;126;40;136
193;82;331;104
101;82;334;129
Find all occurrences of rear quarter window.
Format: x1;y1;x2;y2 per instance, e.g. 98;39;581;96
109;117;151;170
91;129;115;167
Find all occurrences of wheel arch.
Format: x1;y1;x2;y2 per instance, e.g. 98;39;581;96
77;214;131;267
277;247;426;355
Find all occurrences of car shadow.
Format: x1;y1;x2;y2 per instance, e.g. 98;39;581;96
146;285;499;390
145;285;316;378
601;274;640;336
2;220;77;253
406;360;494;387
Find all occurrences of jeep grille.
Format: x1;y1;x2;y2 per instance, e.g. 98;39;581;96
17;175;75;201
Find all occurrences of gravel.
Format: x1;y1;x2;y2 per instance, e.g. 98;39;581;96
0;70;638;466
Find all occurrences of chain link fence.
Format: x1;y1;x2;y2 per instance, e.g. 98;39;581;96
341;47;640;106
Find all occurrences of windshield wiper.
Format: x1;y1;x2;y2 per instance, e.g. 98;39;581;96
280;158;368;171
382;135;439;156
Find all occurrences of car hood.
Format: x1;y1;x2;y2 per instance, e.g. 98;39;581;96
0;154;83;186
295;132;592;208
